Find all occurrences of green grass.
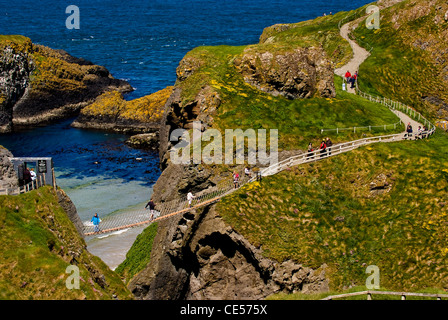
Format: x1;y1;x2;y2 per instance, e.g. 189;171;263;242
217;131;448;292
115;222;158;284
352;0;448;121
0;187;132;300
178;44;403;152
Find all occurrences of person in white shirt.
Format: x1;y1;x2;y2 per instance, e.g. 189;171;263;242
187;192;195;207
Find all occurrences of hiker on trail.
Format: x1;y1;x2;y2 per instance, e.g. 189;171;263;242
244;167;251;178
233;171;240;189
307;142;314;160
319;139;327;158
345;71;351;83
406;122;413;134
326;137;333;156
187;192;195;208
91;213;100;233
417;126;422;139
349;74;357;88
145;199;156;220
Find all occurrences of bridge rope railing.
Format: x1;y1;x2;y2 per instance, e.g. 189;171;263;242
82;175;255;236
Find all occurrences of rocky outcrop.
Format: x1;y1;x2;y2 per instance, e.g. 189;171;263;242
0;146;18;190
124;133;159;151
72;86;173;134
128;203;329;300
0;41;34;132
0;36;133;132
56;188;85;237
234;46;336;99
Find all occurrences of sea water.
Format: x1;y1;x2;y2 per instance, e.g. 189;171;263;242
0;0;372;269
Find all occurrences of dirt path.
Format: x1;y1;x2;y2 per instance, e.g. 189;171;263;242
334;18;371;94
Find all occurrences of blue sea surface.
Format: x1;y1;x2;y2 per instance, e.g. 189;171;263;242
1;0;371;99
0;0;372;266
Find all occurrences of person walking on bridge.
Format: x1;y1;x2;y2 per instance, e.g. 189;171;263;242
91;213;101;233
187;192;196;208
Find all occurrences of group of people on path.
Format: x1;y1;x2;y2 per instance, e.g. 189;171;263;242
345;70;358;89
307;137;333;160
406;122;428;139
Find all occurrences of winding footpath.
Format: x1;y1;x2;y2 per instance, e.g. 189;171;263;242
83;19;434;237
335;17;371;94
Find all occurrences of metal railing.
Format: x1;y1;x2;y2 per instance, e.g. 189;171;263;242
0;174;48;196
260;132;401;177
321;121;403;134
356;86;437;132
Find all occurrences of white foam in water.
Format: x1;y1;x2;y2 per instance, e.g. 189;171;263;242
97;228;130;239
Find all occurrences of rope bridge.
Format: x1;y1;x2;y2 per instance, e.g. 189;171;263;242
82;176;253;236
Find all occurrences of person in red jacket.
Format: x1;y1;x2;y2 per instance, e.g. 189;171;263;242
345;70;351;83
319;139;327;158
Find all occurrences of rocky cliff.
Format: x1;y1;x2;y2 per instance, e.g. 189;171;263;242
0;35;133;132
0;145;18;191
124;14;338;300
72;86;173;135
128;203;328;300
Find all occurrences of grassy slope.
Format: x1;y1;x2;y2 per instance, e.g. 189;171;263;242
176;6;402;151
218;131;448;292
0;187;132;300
115;222;158;284
214;1;448;294
353;0;448;120
117;2;448;295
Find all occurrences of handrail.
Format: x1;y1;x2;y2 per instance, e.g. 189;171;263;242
321;120;402;134
322;290;448;300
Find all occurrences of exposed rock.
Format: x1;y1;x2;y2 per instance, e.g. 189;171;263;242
125;133;159;151
128;203;329;300
176;56;203;81
0;146;19;190
234;46;335;99
0;43;33;132
56;188;84;237
0;36;133;132
368;173;393;197
72;86;173;134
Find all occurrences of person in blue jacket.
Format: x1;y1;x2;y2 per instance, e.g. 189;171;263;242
91;213;100;233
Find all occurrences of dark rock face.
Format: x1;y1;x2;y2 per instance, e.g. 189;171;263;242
234;46;336;99
0;39;133;132
133;37;334;300
56;188;84;237
0;147;19;190
128;204;329;300
0;46;34;132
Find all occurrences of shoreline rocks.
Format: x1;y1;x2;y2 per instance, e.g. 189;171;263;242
0;35;133;133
